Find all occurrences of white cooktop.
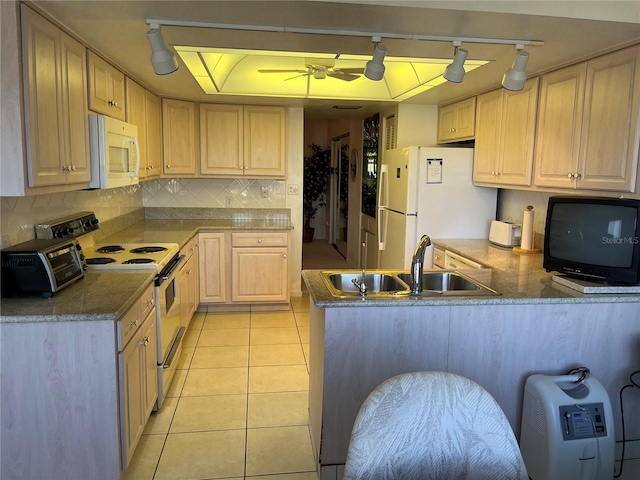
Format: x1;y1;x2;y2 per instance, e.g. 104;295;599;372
82;242;180;271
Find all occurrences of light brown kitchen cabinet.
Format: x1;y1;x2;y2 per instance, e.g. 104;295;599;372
198;232;227;303
163;99;198;176
125;79;162;180
87;50;125;121
533;63;586;189
243;106;287;177
231;232;289;303
437;97;476;143
21;6;91;188
473;78;538;187
200;104;244;175
117;283;157;471
535;46;640;192
179;235;199;327
200;104;287;178
145;91;162;179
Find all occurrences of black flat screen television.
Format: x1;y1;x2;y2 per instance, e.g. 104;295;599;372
544;196;640;284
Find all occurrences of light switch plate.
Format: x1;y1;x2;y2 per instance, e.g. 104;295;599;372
261;186;269;198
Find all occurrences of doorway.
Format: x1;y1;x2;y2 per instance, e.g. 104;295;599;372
330;134;350;258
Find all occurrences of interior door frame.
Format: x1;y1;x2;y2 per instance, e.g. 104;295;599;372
329;133;350;257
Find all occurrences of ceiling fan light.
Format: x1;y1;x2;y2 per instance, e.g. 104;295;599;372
147;26;179;75
365;44;386;81
502;49;529;91
443;47;468;83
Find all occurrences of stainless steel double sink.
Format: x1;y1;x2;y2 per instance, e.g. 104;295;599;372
321;270;499;298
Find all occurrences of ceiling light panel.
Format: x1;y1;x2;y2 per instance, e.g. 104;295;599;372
175;46;489;102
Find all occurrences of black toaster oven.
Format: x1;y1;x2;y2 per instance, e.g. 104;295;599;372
1;238;86;298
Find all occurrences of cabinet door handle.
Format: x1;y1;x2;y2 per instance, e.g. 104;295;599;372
166;164;171;168
258;238;262;243
187;269;192;275
129;320;138;328
140;336;149;347
574;172;581;179
283;254;287;259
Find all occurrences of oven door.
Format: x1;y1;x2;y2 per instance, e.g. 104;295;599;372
155;254;185;408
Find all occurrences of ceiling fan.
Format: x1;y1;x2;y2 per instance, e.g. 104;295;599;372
258;57;364;82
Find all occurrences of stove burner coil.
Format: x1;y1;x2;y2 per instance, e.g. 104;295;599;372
86;257;116;265
129;246;168;254
96;245;125;254
123;258;155;264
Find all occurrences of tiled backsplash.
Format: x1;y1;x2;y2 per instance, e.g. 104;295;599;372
142;178;286;209
0;185;143;248
0;178;286;248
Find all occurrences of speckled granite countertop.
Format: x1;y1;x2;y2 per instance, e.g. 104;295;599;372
302;239;640;307
0;271;156;323
103;208;293;248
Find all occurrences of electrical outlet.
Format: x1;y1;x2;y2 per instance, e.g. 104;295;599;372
288;184;299;195
261;186;269;198
225;196;232;207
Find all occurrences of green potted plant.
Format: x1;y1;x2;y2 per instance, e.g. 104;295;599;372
303;143;332;242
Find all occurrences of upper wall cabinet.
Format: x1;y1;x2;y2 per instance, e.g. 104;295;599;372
534;46;640;192
162;99;197;176
145;91;163;179
437;97;476;143
200;104;287;178
87;51;125;121
21;5;91;188
126;78;162;180
473;78;539;187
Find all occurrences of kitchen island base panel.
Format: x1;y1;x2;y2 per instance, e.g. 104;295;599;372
310;302;640;468
1;319;121;480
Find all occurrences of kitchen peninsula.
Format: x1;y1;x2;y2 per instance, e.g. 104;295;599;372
303;240;640;477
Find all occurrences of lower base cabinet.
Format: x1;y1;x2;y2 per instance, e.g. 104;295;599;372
118;305;157;470
199;230;290;306
0;281;157;479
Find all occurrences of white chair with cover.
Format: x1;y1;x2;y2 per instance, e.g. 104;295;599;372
343;371;528;480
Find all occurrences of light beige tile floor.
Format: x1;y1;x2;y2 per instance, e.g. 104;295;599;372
124;288;318;480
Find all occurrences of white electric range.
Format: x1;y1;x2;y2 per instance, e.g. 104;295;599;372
35;212;185;409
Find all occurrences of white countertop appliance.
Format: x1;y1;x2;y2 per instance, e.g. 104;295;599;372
489;220;522;247
377;146;497;269
520;371;614;480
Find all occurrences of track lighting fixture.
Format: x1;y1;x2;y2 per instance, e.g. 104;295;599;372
443;42;468;83
502;45;529;91
364;38;386;81
146;24;178;75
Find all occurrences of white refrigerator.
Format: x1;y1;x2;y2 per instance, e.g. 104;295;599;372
377;146;497;269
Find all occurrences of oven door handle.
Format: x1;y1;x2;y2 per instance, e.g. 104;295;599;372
156;254;186;285
163;326;186;369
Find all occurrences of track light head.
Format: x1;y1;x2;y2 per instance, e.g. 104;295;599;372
502;48;529;91
365;43;386;81
444;47;468;83
147;25;179;75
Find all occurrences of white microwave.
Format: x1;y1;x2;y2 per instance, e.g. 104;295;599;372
88;114;140;189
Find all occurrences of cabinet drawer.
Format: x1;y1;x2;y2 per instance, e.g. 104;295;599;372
231;232;288;247
117;282;155;351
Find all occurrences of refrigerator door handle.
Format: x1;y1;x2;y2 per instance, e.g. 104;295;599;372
377;164;389;250
378;164;389;208
378;207;386;250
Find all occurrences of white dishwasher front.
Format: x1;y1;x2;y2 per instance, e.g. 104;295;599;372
444;250;485;269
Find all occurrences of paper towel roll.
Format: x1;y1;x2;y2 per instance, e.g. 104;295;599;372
521;205;534;250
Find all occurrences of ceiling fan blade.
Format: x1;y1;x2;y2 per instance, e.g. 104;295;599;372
285;73;310;81
333;68;365;74
258;69;308;73
328;72;360;82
